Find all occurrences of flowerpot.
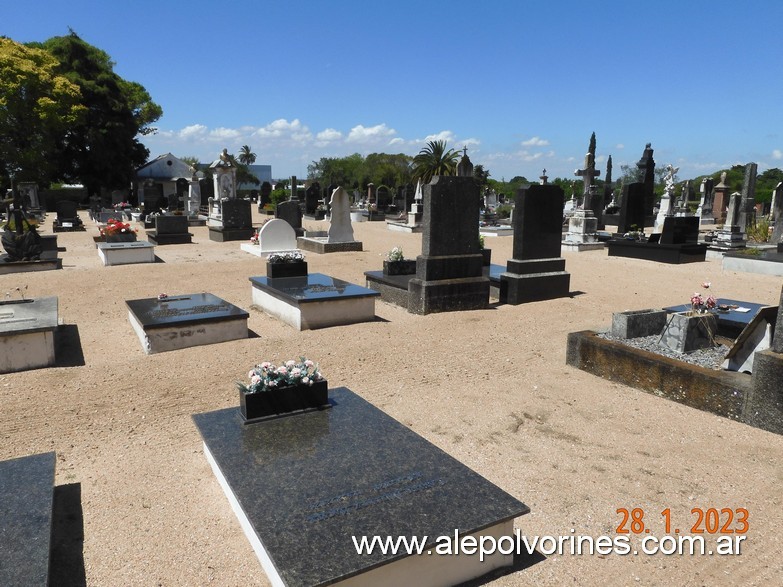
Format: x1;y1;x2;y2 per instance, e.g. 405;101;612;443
658;312;717;353
239;379;329;422
383;260;417;276
106;233;137;243
266;261;308;278
481;248;491;266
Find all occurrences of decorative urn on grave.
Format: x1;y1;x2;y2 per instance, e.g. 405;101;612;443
237;358;329;422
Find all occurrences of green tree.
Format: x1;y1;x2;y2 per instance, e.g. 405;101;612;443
180;156;200;169
38;31;162;197
473;164;490;194
237;145;257;167
411;140;459;184
0;37;85;188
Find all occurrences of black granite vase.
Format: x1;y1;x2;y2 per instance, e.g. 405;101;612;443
481;248;491;266
239;379;329;422
266;261;308;279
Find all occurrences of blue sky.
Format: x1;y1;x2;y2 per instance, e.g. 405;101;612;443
5;0;783;185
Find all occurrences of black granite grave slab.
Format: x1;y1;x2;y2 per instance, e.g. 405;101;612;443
250;273;379;305
0;452;56;587
219;199;253;229
606;240;706;264
617;183;647;234
0;297;58;335
208;227;255;242
193;388;529;587
125;293;248;329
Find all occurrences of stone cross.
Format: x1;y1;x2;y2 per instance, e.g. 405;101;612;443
575;152;600;209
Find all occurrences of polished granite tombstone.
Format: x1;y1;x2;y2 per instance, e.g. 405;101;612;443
193;388;529;587
126;292;248;354
0;452;56;587
146;215;193;245
0;297;58;373
249;273;379;330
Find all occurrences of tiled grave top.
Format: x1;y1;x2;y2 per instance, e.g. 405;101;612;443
126;293;248;329
0;297;58;335
0;452;55;587
193;387;528;587
249;273;379;305
663;299;773;331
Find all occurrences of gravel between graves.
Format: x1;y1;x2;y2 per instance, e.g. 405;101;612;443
596;332;731;369
1;210;782;587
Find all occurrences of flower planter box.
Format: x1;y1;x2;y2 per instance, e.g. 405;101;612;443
383;260;417;276
239;379;329;422
611;309;668;339
106;233;138;243
658;312;717;353
266;261;308;279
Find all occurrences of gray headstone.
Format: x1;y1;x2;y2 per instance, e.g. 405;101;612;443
276;200;303;231
725;192;743;228
740;163;758;230
421;176;480;258
771;183;783;244
327;187;355;243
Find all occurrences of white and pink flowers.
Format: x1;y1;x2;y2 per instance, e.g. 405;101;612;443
690;281;718;314
237;357;324;394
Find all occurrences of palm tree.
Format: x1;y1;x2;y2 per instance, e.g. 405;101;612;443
411;140;459;184
237;145;257;167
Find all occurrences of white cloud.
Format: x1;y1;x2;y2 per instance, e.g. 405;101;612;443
316;128;342;141
773;149;782;160
521;136;549;147
615;143;625;150
209;127;242;140
422;130;456;143
346;123;396;143
389;137;405;145
179;124;207;138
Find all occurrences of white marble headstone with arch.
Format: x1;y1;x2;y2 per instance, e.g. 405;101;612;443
258;218;298;252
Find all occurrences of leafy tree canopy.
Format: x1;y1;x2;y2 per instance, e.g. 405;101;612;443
307;152;412;190
411;140;459;184
34;31;162;195
0;37;85;187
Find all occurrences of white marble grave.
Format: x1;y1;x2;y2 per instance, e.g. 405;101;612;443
241;219;299;257
0;297;58;373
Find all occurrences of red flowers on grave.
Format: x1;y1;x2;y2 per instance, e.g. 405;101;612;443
100;217;137;237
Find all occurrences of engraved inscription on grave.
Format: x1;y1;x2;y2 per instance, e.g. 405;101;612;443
149;303;230;320
306;471;446;522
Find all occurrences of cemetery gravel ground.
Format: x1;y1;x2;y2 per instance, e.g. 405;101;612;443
1;209;782;587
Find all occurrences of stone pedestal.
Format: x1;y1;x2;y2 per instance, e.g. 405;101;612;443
714;226;747;249
748;350;783;434
499;258;570;304
658;312;717;353
561;209;604;252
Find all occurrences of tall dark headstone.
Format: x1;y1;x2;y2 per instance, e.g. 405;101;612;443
304;183;320;215
276;200;304;236
408;175;488;314
617;183;647;235
599;155;614;229
636;143;656;216
258;181;272;210
500;184;570;304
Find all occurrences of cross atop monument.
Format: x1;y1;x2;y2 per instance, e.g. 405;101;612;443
575;152;600;208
